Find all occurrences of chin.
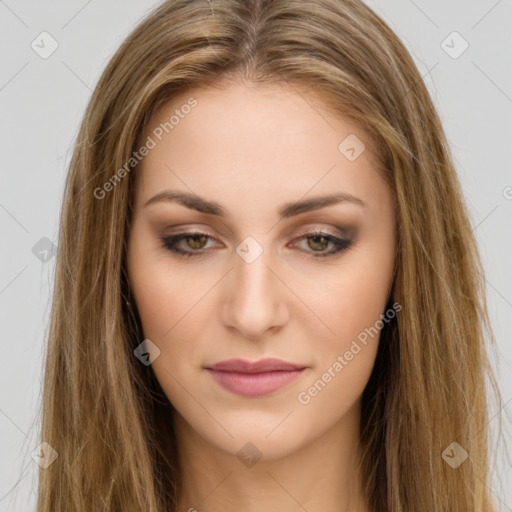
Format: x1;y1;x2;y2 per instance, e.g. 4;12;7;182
202;414;309;462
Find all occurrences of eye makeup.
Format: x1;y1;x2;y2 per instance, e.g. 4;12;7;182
159;227;355;259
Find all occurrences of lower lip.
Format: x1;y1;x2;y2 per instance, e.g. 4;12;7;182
206;368;307;397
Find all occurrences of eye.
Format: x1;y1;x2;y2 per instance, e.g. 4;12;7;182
160;232;220;258
289;229;353;258
160;229;354;259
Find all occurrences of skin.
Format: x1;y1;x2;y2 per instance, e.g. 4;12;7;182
126;80;397;512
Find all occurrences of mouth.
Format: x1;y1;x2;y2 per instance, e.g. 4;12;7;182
204;358;308;398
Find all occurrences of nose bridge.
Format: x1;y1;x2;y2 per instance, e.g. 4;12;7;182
236;246;271;296
235;234;274;293
221;237;288;337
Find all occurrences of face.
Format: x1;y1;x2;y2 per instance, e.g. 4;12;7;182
126;80;396;461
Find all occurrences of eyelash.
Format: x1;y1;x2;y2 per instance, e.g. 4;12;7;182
160;229;353;259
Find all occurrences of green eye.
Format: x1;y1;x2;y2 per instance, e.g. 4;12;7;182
183;234;209;249
291;230;353;257
307;234;330;251
161;232;215;258
161;230;353;259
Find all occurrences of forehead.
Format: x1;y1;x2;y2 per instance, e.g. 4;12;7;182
141;80;376;157
134;81;390;215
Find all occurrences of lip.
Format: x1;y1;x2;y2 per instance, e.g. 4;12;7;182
206;358;306;373
204;358;308;397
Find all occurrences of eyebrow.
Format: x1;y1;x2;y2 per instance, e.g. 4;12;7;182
143;190;367;218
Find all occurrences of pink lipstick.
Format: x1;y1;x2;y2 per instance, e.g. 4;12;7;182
205;358;307;397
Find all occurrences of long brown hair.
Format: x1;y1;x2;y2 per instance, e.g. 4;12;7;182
37;0;503;510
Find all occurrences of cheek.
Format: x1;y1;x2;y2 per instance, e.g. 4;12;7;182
127;226;199;338
126;232;214;382
128;257;179;338
303;247;394;351
297;231;394;399
294;259;392;421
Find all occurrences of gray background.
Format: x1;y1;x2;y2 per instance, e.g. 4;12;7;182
0;0;511;510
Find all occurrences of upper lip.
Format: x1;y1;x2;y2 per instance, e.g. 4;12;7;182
205;358;307;373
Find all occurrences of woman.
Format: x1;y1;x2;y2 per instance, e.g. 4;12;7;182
38;0;503;510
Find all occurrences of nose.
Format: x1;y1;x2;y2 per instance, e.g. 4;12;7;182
220;242;289;339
